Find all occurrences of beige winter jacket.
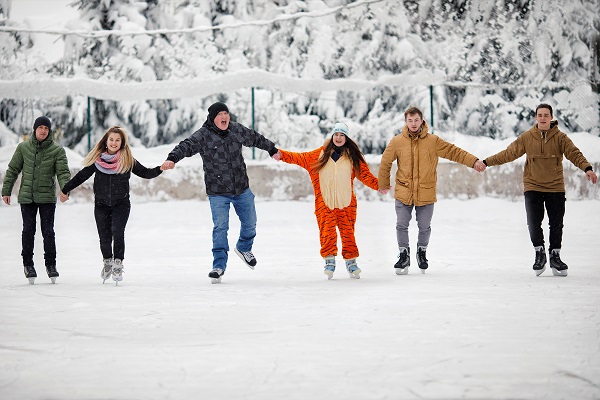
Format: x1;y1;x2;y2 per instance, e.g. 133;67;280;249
378;121;478;206
484;122;592;192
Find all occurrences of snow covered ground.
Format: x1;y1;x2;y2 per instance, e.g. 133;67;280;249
1;198;599;399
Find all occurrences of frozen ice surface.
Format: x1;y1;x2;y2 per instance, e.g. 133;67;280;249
0;198;599;399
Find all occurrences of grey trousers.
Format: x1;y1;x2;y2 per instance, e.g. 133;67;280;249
395;200;434;249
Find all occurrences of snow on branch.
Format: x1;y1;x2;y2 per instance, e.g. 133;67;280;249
0;0;385;38
0;68;591;101
0;68;447;101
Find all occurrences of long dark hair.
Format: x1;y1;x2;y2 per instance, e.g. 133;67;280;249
312;136;367;174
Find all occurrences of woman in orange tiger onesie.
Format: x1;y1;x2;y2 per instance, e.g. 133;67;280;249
273;123;379;279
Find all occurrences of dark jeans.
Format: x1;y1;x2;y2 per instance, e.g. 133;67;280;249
524;191;566;252
20;203;56;267
94;200;131;260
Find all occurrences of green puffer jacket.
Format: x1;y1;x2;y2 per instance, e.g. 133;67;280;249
2;135;71;204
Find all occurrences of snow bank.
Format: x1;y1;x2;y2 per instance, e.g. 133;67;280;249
1;131;599;201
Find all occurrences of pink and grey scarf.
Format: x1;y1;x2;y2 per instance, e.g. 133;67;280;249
95;151;121;174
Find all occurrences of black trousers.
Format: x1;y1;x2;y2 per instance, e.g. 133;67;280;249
20;203;56;267
94;200;131;260
524;191;566;252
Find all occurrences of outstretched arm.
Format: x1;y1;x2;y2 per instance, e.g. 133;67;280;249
279;148;322;171
357;160;379;191
164;130;204;168
61;165;96;195
132;160;163;179
378;140;395;190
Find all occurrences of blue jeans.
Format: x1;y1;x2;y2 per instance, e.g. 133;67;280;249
208;188;257;270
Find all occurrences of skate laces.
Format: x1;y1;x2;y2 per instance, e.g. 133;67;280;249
239;250;254;262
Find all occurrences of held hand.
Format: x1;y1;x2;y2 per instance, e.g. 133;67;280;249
586;170;598;184
2;195;10;205
161;160;175;171
272;151;282;161
378;187;390;195
473;160;486;172
59;192;69;203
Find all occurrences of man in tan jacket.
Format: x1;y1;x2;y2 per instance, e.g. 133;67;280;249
483;103;597;277
379;107;486;275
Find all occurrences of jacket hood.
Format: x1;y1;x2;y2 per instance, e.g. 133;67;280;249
531;120;559;141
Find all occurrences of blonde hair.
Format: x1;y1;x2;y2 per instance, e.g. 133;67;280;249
83;126;135;173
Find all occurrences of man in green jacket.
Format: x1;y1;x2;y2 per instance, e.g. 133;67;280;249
2;116;71;284
483;104;597;277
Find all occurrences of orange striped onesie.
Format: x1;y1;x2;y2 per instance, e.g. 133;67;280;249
279;145;379;260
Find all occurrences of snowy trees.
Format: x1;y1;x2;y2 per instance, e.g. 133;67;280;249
0;0;598;153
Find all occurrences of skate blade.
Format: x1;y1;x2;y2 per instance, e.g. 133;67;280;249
534;266;546;276
395;268;408;275
50;277;56;284
420;269;426;274
551;268;567;277
27;277;35;285
348;273;361;279
211;277;222;284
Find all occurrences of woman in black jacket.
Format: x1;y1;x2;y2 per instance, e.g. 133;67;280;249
61;126;162;284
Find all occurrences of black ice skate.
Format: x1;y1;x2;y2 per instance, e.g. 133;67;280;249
394;247;410;275
234;248;256;269
208;268;225;284
416;246;428;273
46;265;59;284
549;249;568;277
24;265;37;285
532;246;547;276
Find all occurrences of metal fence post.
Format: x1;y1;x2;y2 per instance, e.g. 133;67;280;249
87;96;91;152
251;87;255;160
429;85;434;132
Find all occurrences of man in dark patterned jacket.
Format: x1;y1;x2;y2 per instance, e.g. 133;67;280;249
161;102;278;283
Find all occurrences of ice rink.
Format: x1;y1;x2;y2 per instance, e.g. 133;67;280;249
0;198;599;399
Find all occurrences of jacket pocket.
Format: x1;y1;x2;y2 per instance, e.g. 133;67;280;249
526;156;560;184
395;179;411;202
417;183;435;202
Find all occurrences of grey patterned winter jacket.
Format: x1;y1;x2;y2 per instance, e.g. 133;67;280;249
167;121;277;196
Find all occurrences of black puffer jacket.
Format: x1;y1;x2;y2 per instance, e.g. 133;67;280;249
167;121;277;196
62;160;162;206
